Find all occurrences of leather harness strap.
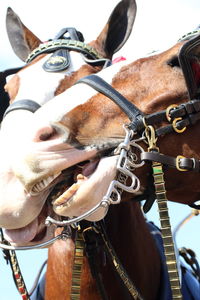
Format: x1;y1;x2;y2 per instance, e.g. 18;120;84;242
3;100;41;118
141;99;200;137
141;151;200;172
77;74;144;128
81;222;109;300
81;221;143;300
78;75;200;137
0;230;30;300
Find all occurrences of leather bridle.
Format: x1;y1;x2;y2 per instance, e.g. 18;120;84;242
3;30;200;232
2;29;200;300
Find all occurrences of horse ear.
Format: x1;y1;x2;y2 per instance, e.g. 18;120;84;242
6;7;42;62
94;0;137;58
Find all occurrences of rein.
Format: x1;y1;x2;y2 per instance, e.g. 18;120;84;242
69;221;144;300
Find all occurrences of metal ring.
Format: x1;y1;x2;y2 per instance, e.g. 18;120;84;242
142;116;148;128
172;117;186;133
166;104;178;121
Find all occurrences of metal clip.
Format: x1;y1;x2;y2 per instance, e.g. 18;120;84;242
144;125;159;151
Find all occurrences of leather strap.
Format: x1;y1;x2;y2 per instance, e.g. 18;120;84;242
78;75;200;136
3;100;41;118
141;151;200;172
77;74;144;130
143;99;200;137
81;222;108;300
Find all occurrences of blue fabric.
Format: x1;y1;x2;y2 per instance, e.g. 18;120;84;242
181;267;200;300
30;273;45;300
147;221;200;300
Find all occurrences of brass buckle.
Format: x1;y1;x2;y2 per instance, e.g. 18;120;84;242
176;155;188;171
172;117;186;133
166;104;178;121
166;105;186;133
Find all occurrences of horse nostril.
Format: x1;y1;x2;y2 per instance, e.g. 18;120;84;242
51;122;71;143
51;122;80;146
33;123;71;143
34;126;57;142
40;129;56;141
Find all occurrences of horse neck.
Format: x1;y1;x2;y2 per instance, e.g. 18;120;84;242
45;202;161;300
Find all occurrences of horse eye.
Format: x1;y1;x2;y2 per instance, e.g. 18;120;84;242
167;56;180;67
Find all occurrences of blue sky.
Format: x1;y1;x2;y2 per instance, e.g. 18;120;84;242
0;0;200;299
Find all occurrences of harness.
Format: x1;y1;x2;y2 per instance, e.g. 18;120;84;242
1;29;200;300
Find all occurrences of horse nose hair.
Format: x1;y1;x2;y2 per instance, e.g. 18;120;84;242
33;123;70;142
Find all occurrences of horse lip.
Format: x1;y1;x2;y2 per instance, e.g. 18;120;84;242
4;204;50;244
26;141;118;198
49;159;100;207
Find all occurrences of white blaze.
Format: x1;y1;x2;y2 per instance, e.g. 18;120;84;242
11;51;86;105
32;60;126;124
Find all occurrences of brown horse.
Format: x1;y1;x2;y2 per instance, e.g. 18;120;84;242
1;4;200;300
0;0;137;239
0;1;138;299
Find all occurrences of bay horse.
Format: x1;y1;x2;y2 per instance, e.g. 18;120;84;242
0;0;137;299
0;4;200;300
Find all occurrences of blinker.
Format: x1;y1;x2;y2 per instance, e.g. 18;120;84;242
179;30;200;99
43;49;70;72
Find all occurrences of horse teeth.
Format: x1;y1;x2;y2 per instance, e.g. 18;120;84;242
30;173;61;196
77;174;87;181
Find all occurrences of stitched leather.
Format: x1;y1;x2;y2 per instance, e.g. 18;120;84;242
77;74;144;128
3;100;41;118
141;152;200;172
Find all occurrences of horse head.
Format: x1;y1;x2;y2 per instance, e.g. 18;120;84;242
1;12;200;250
0;0;137;246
